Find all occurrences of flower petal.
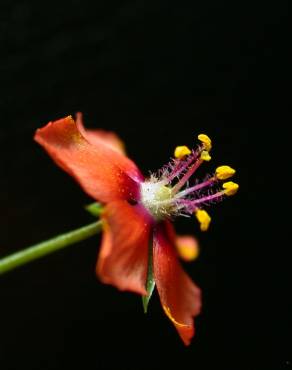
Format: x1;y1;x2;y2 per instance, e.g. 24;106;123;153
75;112;126;155
35;116;144;203
97;201;152;295
153;222;202;345
176;235;199;262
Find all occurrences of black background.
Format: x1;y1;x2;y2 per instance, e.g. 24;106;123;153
0;1;290;370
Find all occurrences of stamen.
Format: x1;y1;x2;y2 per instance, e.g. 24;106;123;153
195;209;211;231
174;146;191;159
198;134;212;151
140;133;238;224
176;177;216;198
179;190;225;211
172;159;203;194
177;165;236;198
223;181;239;196
166;149;200;182
200;150;211;162
215;166;236;180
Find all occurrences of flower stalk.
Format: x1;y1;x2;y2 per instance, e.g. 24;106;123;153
0;221;103;276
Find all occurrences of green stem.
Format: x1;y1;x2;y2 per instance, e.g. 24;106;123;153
0;221;103;276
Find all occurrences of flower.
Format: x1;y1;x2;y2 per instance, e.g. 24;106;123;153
35;114;238;345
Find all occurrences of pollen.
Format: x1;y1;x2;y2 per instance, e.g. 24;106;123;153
174;146;191;159
195;209;211;231
200;150;211;162
223;181;239;196
215;165;236;180
198;134;212;151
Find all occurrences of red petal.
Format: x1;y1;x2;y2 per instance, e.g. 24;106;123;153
75;112;126;155
175;235;199;261
97;201;152;295
153;222;202;345
35;116;144;203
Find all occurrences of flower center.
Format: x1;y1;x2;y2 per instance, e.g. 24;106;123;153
140;180;174;220
139;134;238;228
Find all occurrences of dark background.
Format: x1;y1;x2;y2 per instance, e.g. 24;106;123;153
0;1;290;369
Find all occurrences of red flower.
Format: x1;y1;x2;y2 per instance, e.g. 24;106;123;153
35;114;238;345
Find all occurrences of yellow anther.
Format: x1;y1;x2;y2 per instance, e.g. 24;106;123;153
198;134;212;151
223;181;239;196
216;165;236;180
195;209;211;232
174;145;191;159
200;150;211;162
